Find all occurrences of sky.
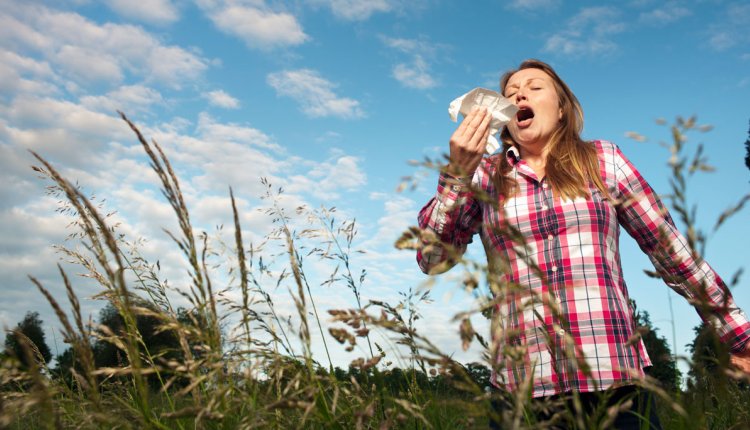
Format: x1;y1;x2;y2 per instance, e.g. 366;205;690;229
1;0;749;377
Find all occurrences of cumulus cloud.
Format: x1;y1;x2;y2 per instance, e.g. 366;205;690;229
2;96;131;168
106;0;180;25
194;112;280;151
202;90;240;109
286;154;367;200
55;45;124;83
80;84;164;114
543;6;625;57
381;36;443;90
392;57;437;90
199;1;308;50
309;0;393;21
266;69;365;119
0;2;209;89
0;49;58;96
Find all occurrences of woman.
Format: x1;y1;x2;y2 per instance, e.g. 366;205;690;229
417;59;750;428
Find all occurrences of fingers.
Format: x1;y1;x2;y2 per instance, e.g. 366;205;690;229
469;110;492;151
453;107;481;138
448;107;491;176
462;107;489;138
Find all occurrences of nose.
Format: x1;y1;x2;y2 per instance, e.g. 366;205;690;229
514;87;527;103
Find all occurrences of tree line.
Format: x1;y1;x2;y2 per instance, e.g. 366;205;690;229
1;298;727;396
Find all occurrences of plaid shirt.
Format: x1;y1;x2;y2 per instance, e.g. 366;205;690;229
417;140;750;397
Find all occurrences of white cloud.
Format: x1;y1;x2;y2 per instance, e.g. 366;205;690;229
1;96;131;170
362;192;417;251
80;84;164;114
638;2;691;25
309;0;393;21
266;69;365;119
0;49;58;96
381;36;440;56
200;2;308;50
506;0;561;12
106;0;179;25
286;154;367;200
55;45;124;83
544;6;625;56
315;131;342;143
705;3;750;52
146;45;210;87
708;32;734;51
203;90;240;109
392;56;437;90
195;112;279;151
0;3;209;89
381;36;443;90
0;49;54;79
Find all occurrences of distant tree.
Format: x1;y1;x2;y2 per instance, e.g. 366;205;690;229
333;366;348;382
93;302;128;368
633;305;681;392
91;300;183;388
465;362;491;390
683;322;750;427
3;311;52;369
685;322;731;392
51;347;79;388
744;119;750;172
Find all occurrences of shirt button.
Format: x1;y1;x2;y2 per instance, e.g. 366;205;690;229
558;329;566;336
542;183;548;189
541;205;548;211
547;234;554;241
551;266;558;272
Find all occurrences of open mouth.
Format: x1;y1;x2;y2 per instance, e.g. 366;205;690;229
517;108;534;126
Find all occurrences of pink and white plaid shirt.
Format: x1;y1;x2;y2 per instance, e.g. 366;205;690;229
417;140;750;397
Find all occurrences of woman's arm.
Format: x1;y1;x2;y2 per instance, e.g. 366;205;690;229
417;172;482;274
610;142;750;356
417;108;491;274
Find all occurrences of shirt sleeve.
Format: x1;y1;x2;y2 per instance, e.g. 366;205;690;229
611;143;750;353
416;171;482;275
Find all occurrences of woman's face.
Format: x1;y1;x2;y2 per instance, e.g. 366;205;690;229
503;68;562;150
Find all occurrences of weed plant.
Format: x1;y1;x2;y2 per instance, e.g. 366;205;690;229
1;114;748;429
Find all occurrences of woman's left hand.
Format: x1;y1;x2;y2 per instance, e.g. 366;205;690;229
731;346;750;374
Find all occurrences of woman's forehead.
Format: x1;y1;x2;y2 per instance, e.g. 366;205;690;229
505;68;553;88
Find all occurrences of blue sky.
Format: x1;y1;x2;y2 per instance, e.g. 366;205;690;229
1;0;749;376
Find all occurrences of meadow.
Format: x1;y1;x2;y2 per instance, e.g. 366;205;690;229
1;114;749;429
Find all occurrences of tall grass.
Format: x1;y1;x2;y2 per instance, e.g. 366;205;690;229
1;114;748;429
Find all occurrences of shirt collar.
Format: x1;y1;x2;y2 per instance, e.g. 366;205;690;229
505;145;520;166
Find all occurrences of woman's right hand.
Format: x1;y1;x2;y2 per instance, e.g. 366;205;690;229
447;107;492;178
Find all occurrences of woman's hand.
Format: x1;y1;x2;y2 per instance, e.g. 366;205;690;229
447;107;492;177
731;346;750;374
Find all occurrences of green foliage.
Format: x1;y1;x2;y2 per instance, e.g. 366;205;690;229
3;311;52;370
633;305;682;392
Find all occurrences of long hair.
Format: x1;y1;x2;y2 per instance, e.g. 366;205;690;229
494;59;609;202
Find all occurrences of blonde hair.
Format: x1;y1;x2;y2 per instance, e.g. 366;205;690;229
494;59;609;202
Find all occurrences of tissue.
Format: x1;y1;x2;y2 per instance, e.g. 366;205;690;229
448;87;518;154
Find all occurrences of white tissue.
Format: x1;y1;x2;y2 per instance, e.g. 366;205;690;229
448;87;518;154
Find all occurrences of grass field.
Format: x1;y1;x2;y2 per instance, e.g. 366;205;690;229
2;114;749;429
